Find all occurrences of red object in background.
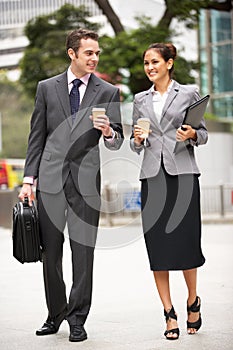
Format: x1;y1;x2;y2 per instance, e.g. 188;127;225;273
94;71;112;82
0;160;8;188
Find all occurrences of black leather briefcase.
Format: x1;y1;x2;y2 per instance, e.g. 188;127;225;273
12;197;42;264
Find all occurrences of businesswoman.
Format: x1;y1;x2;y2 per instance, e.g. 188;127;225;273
130;43;208;340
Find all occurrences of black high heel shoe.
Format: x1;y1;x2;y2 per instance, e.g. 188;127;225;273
187;296;202;334
164;306;180;340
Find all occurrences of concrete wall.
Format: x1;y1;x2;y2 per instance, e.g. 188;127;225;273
196;132;233;186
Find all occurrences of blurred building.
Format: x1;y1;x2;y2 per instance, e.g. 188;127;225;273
0;0;104;70
199;8;233;121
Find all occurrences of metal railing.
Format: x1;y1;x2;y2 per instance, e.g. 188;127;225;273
100;183;233;225
201;184;233;216
1;184;233;229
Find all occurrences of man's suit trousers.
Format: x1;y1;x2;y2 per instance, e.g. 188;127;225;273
37;173;100;325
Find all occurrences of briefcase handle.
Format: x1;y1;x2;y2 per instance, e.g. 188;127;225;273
22;197;38;218
23;197;29;207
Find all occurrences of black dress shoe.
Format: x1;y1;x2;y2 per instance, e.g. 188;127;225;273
69;325;87;342
36;309;66;336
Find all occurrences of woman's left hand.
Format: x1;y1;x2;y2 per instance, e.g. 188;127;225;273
176;124;197;142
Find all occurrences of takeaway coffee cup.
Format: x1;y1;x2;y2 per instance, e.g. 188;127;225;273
92;107;106;121
137;117;150;138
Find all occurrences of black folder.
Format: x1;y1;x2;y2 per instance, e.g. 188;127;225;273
173;94;210;154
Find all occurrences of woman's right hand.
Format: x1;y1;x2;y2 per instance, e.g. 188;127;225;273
133;125;144;146
18;183;35;206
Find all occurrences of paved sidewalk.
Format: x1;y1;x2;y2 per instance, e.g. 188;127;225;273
0;223;233;350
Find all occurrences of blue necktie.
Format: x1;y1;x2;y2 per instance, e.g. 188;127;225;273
70;79;82;123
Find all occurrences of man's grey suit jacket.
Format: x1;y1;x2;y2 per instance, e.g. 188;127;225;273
24;71;124;196
130;80;208;179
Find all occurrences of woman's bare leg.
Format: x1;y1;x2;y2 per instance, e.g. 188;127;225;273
153;271;178;339
183;268;201;334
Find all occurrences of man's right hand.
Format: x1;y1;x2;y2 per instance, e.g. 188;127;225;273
18;183;35;206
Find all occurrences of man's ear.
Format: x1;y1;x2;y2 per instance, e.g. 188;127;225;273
67;48;76;60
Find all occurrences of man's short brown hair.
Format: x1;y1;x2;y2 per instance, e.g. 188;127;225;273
66;28;99;53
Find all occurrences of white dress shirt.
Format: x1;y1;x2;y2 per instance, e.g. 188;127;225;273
151;80;174;123
67;67;90;103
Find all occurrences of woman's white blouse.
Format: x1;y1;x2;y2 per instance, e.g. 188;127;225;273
151;80;174;123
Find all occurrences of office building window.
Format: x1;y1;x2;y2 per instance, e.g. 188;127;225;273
199;9;233;119
212;44;233;93
213;96;233;119
210;10;232;43
200;48;208;96
199;10;207;47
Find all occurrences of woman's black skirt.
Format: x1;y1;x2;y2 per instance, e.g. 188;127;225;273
141;164;205;271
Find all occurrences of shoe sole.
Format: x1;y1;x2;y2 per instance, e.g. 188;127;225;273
69;335;87;342
36;330;57;336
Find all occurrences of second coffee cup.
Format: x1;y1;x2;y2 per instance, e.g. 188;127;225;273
137;117;150;138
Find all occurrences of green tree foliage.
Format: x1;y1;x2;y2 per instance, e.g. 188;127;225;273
19;1;232;99
20;4;101;98
98;16;196;97
0;73;33;158
98;0;232;97
158;0;232;29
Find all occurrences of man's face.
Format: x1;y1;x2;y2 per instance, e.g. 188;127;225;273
68;38;100;77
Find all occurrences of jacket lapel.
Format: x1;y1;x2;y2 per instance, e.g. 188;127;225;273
160;81;180;124
144;90;161;130
55;71;72;127
80;74;102;110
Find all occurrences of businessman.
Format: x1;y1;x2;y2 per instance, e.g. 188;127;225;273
19;28;124;342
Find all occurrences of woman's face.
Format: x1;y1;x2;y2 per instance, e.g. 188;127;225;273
144;49;173;85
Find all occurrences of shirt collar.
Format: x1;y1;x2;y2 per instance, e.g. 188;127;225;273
67;66;91;86
150;79;174;95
